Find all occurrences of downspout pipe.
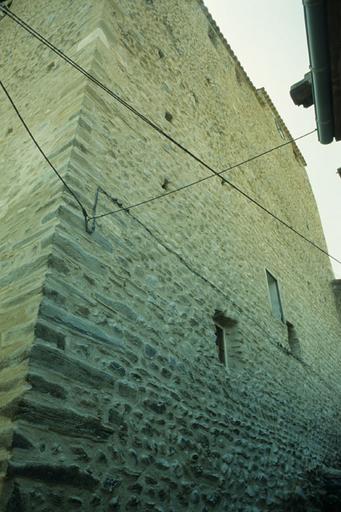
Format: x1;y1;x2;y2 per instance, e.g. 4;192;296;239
303;0;334;144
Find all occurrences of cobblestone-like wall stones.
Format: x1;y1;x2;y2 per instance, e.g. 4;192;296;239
1;1;341;511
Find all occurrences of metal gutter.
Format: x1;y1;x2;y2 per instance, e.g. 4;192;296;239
303;0;334;144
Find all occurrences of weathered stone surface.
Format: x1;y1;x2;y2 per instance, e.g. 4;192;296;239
15;398;114;441
30;343;115;389
7;462;99;489
27;372;67;400
1;0;341;511
34;320;66;349
11;431;33;450
39;300;123;348
5;483;24;512
109;361;126;377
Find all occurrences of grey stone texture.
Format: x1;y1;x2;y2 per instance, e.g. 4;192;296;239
1;0;341;510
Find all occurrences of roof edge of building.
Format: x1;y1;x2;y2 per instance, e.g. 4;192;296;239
256;88;307;167
199;1;307;167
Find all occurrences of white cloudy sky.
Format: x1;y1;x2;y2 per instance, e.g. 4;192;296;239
204;0;341;278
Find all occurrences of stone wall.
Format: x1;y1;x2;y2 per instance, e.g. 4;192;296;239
1;1;341;511
0;0;102;500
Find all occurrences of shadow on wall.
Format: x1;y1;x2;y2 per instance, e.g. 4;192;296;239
332;280;341;322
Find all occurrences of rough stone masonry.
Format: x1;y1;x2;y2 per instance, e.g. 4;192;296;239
0;0;341;511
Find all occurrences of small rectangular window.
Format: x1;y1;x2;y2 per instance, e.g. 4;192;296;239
266;270;284;322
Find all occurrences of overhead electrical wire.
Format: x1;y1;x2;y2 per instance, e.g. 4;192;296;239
1;6;340;395
89;129;316;220
99;189;337;394
1;5;340;266
0;80;88;220
0;5;315;182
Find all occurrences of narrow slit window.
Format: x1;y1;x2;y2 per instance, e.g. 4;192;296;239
266;270;284;322
213;311;239;368
215;324;226;366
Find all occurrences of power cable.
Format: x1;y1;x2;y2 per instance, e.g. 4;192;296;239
0;69;318;253
0;0;12;23
89;129;316;220
0;80;89;221
2;6;339;394
88;126;341;267
1;5;340;266
0;5;195;156
94;191;340;395
0;6;315;186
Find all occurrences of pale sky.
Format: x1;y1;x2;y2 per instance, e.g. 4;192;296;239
204;0;341;278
